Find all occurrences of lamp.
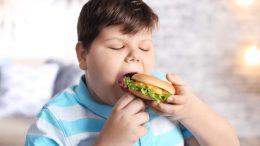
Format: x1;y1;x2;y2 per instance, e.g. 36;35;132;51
235;42;260;76
235;0;255;7
244;45;260;66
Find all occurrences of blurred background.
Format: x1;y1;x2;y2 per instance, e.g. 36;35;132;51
0;0;260;145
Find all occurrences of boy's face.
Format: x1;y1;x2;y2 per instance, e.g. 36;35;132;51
77;26;155;105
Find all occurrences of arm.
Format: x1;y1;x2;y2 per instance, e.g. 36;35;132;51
25;108;64;146
180;95;240;146
148;73;240;146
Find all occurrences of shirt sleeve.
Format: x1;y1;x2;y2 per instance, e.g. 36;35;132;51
25;108;66;146
179;123;193;140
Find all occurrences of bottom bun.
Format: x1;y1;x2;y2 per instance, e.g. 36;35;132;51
129;89;153;100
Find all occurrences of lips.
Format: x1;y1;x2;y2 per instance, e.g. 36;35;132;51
118;72;137;92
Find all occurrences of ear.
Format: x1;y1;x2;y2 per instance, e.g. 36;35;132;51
76;41;88;70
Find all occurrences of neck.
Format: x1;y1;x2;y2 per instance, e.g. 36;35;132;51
84;75;114;105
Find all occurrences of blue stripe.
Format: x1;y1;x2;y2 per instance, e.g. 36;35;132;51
25;135;59;146
146;108;159;120
62;118;105;137
37;109;105;137
179;124;193;140
183;130;192;140
152;71;167;80
154;127;184;146
37;108;61;129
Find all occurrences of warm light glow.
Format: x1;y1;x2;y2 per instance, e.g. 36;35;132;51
244;46;260;66
235;0;255;7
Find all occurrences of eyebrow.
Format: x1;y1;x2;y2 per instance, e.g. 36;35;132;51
104;38;152;42
140;39;153;43
104;37;125;42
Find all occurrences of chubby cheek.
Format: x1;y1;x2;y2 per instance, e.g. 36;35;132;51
87;55;122;103
143;54;155;74
145;60;155;74
88;49;120;82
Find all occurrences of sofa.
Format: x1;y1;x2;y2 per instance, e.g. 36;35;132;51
0;59;83;146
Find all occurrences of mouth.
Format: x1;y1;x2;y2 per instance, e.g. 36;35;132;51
118;72;137;92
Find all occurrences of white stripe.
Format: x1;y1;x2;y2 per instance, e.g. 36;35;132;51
69;132;99;146
173;140;184;146
150;117;178;136
48;105;102;121
28;118;66;146
64;87;75;94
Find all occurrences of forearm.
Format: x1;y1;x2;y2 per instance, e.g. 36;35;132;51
180;96;240;146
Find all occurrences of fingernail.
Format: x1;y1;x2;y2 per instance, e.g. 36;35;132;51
166;73;172;77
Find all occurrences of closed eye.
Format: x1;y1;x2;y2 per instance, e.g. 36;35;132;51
139;47;150;52
109;46;124;50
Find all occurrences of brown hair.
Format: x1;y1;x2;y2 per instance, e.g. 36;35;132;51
77;0;159;50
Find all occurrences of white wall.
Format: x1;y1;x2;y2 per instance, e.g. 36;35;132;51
147;0;260;137
0;0;83;61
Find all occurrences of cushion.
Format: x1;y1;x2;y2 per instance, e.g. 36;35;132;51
46;59;83;96
0;67;2;95
53;64;83;95
0;63;59;117
0;58;12;96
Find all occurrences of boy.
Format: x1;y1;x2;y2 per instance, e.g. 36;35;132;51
25;0;240;145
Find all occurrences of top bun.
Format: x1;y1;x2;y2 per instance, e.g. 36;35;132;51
132;73;175;94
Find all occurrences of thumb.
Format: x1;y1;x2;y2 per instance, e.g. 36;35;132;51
166;73;185;86
166;73;188;94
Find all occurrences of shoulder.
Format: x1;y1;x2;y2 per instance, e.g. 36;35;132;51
46;85;79;107
31;85;80;131
39;85;102;123
26;85;103;146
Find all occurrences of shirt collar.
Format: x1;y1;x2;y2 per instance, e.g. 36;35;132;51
75;75;113;119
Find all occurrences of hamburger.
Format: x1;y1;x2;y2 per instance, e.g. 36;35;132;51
119;73;175;102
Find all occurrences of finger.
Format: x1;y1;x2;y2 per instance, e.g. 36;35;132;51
147;102;186;119
150;101;184;116
137;126;148;137
123;98;146;114
166;95;187;105
149;105;186;120
166;73;189;94
134;112;149;125
149;105;168;116
114;93;135;110
166;73;185;86
146;101;170;116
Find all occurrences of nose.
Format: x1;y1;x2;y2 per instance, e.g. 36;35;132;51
125;50;141;63
125;56;140;63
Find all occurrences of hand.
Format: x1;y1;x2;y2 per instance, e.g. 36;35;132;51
94;94;149;146
147;73;196;119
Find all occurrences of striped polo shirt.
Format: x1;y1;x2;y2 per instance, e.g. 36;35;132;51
25;73;192;146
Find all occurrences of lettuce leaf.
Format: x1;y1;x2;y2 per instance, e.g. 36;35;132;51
123;77;172;102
